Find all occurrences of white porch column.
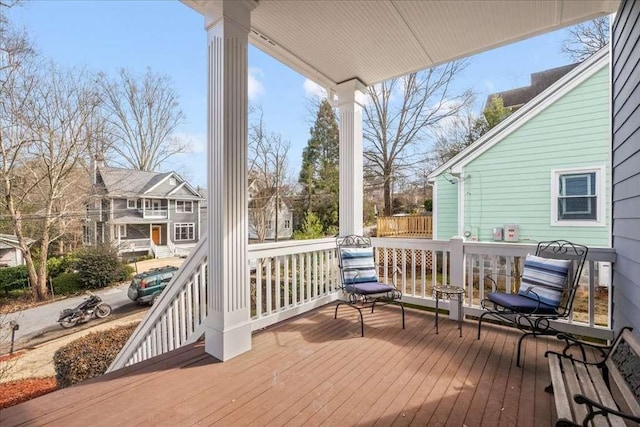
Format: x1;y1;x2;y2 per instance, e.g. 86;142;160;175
336;79;366;236
203;0;255;361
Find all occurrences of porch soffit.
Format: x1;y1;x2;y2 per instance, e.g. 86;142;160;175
183;0;619;89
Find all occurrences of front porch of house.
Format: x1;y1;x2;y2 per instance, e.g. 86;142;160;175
1;306;588;426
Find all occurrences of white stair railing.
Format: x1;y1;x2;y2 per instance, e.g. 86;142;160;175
108;235;209;372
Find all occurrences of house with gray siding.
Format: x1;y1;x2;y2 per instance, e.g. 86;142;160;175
428;48;611;248
86;162;205;259
612;0;640;335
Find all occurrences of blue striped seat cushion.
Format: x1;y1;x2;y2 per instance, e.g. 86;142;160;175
340;247;378;284
518;254;571;308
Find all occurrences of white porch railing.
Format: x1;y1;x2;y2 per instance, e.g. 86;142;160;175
371;237;616;340
108;237;208;371
110;235;615;372
139;208;168;219
168;240;192;258
118;238;151;253
248;238;339;331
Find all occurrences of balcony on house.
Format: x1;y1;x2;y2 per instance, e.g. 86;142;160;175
138;199;169;219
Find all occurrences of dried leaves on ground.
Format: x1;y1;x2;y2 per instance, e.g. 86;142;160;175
0;377;58;409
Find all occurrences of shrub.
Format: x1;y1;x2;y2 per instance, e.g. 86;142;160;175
51;272;82;295
53;323;138;388
0;265;29;293
117;264;135;282
74;244;125;289
47;254;76;278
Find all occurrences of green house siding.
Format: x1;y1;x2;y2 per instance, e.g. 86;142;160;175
435;175;458;239
437;65;611;246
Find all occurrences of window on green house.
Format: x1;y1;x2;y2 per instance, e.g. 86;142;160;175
558;172;597;220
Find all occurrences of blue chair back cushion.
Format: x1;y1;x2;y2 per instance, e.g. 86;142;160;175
518;254;571;308
340;247;378;284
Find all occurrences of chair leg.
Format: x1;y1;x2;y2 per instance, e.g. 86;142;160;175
516;331;535;367
477;311;490;340
399;302;405;329
334;301;342;319
358;308;364;337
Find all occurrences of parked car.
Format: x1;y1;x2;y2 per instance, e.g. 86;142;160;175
127;266;179;305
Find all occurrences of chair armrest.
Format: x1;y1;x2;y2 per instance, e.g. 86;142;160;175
484;272;520;291
392;267;403;288
557;333;610;361
574;394;640;424
543;350;601;367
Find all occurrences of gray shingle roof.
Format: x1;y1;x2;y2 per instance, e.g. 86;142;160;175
96;167;203;199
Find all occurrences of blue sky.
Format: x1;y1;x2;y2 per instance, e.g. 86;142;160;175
8;1;582;188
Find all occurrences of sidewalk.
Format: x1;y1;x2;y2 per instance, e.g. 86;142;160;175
0;311;146;383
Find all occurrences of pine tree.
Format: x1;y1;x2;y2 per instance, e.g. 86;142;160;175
297;99;339;234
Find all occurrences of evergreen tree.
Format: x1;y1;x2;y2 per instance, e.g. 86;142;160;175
297;99;339;234
293;211;324;240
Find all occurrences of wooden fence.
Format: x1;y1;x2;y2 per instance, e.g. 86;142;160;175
377;215;433;238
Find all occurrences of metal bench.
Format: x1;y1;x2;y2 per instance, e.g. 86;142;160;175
545;327;640;426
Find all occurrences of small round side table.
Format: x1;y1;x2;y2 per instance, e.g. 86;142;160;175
434;285;465;337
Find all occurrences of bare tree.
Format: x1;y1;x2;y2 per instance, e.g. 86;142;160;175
248;108;290;242
561;17;610;62
1;57;99;300
429;96;513;169
363;60;473;215
97;68;187;171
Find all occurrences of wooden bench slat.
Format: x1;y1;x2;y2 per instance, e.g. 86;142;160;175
548;354;574;422
574;362;613;427
586;365;627;427
549;328;640;426
561;357;589;423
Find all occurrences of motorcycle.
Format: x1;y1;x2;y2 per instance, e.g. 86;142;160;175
58;291;112;328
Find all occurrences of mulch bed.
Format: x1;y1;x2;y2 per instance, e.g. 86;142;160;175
0;377;58;409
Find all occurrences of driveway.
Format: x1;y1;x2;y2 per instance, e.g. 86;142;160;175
1;257;184;351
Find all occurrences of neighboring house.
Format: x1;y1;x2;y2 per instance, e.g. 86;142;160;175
247;181;293;241
486;62;580;111
85;160;205;259
428;48;610;248
0;234;34;267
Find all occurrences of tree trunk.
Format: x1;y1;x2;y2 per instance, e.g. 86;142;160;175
384;177;392;216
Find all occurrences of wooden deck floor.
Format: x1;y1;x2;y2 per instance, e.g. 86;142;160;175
2;305;565;426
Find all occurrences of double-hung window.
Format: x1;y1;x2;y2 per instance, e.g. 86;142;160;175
176;200;193;213
174;223;194;241
551;166;605;226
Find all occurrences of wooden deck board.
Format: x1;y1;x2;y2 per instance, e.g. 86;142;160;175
1;305;561;426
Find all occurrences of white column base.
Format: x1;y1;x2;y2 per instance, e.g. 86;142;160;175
204;321;252;361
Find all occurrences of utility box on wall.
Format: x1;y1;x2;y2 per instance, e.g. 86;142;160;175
504;224;520;242
492;227;503;241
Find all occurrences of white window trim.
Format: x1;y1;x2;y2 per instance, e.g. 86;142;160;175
176;200;193;213
118;224;127;238
174;223;195;241
550;165;606;227
127;199;136;209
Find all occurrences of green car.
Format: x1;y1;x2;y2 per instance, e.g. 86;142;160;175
127;266;179;305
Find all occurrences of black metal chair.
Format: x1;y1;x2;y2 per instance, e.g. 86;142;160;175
335;235;405;336
477;240;588;366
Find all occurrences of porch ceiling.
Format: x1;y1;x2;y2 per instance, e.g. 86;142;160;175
183;0;619;89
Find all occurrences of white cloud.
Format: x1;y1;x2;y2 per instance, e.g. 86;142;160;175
248;68;265;100
303;78;327;99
